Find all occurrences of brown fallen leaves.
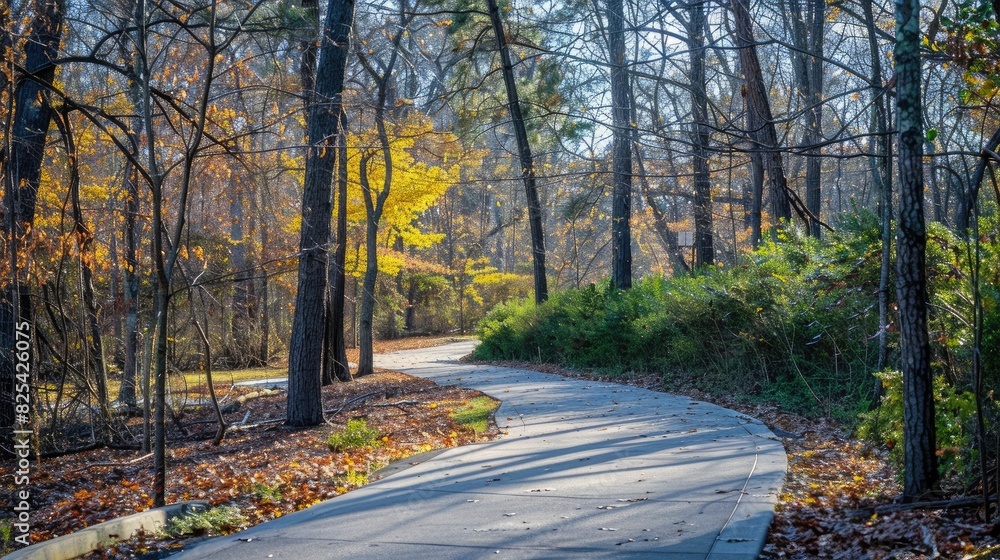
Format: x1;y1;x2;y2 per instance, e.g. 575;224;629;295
0;341;498;558
760;407;1000;559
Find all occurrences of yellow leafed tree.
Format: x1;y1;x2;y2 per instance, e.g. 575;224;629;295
346;112;472;376
343;116;461;277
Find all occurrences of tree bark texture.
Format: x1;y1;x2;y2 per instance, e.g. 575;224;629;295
117;143;141;408
487;0;548;303
787;0;824;237
0;0;64;441
151;291;169;507
286;0;356;426
116;63;146;409
749;149;764;248
151;0;220;504
300;0;319;101
608;0;632;290
862;0;893;380
687;0;714;266
356;150;388;377
731;0;792;225
323;126;351;385
331;118;350;380
894;0;939;501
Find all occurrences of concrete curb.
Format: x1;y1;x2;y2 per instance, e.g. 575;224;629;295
2;501;209;560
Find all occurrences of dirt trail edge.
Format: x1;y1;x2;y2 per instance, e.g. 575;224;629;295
172;341;786;560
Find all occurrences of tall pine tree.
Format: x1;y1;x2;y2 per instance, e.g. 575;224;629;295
287;0;356;426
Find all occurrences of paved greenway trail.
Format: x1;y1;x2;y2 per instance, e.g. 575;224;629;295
174;341;787;560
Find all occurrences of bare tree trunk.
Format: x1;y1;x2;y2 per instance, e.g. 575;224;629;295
114;56;146;410
354;5;409;377
608;0;632;290
487;0;547;303
894;0;939;501
300;0;319;101
129;0;165;499
230;170;261;368
193;317;225;445
731;0;792;226
355;70;399;376
331;116;350;380
356;154;384;377
749;150;764;247
146;0;221;505
323;126;352;385
55;110;111;425
805;0;824;237
1;0;64;447
140;321;153;453
787;0;825;237
862;0;893;386
117;145;141;409
150;286;169;507
109;222;122;367
687;0;714;265
298;0;323;379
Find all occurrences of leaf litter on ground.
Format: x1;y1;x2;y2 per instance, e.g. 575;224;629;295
0;337;498;558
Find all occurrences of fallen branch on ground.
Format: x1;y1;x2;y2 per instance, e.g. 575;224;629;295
372;400;427;407
71;453;154;473
324;392;382;418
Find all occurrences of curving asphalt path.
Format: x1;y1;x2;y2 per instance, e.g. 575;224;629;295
172;340;786;560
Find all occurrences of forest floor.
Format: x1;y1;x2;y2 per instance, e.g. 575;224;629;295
0;336;500;558
5;337;1000;559
485;360;1000;560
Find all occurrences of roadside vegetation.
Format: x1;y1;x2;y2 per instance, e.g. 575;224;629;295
474;213;1000;557
0;338;499;557
476;213;993;440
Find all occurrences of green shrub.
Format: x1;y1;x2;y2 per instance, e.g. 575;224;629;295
164;506;247;537
328;418;383;452
0;520;12;553
251;483;282;503
474;298;538;361
858;370;978;481
475;219;887;419
343;468;368;486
